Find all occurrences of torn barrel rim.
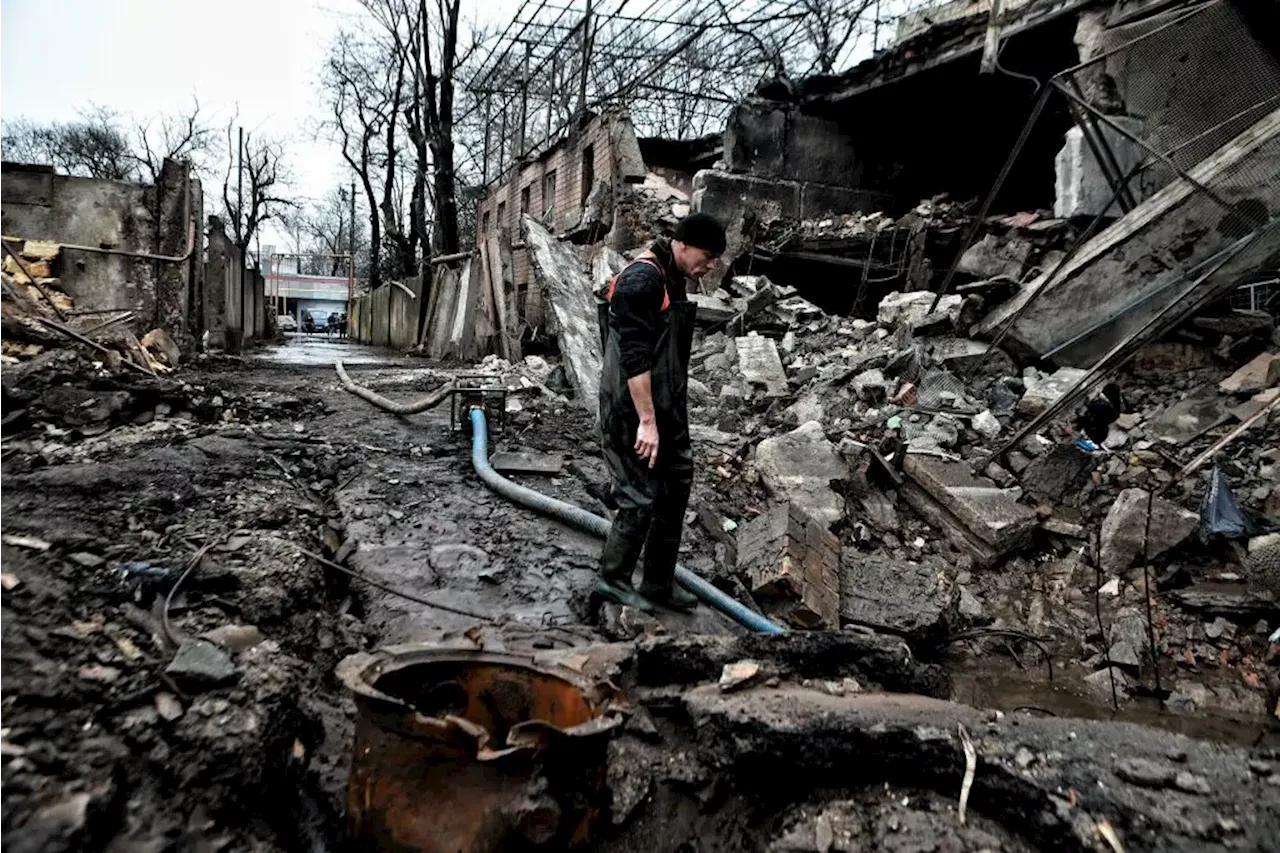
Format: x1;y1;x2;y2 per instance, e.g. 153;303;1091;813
339;644;625;851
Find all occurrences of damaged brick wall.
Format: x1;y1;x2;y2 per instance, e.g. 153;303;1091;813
474;109;644;331
1;160;198;346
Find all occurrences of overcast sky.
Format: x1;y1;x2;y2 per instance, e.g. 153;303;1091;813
0;0;514;247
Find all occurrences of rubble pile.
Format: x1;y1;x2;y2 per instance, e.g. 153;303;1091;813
660;261;1280;715
1;239;182;376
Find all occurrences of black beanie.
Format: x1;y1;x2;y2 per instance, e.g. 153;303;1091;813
673;212;727;255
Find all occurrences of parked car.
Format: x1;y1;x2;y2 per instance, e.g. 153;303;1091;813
278;314;298;332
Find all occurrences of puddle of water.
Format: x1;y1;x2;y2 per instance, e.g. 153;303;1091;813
948;657;1275;747
252;334;411;367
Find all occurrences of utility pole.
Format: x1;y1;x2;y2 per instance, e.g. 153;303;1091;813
236;126;244;249
578;0;593;118
349;181;357;316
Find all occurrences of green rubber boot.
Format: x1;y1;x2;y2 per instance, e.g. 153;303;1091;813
637;580;698;613
594;577;656;612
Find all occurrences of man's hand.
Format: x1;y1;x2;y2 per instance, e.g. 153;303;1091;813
634;416;659;468
626;372;659;469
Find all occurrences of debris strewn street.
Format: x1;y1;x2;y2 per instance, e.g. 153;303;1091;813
5;0;1280;849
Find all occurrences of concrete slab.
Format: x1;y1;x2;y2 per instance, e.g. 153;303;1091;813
754;422;848;529
978;108;1280;366
902;454;1038;555
735;333;788;396
523;216;602;411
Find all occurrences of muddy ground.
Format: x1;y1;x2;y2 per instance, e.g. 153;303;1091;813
2;335;1278;851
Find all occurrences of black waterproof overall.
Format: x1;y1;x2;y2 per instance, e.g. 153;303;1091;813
596;255;697;591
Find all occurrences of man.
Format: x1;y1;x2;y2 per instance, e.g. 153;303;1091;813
596;213;726;612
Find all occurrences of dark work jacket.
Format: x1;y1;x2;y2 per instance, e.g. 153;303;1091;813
597;239;696;471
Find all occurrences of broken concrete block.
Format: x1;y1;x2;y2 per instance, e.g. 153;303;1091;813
971;409;1002;440
901;454;1037;565
1020;445;1096;504
522;216;601;410
956;233;1033;280
735;333;788;396
754;422;847;529
1017;367;1089;416
1230;386;1280;423
876;291;962;328
840;554;956;645
165;639;237;690
1219;350;1280;395
852;368;895;403
1099;488;1199;573
690;293;737;324
735;502;841;629
718;660;762;693
1150;385;1233;445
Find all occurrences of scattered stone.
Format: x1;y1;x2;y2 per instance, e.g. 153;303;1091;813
2;534;51;551
876;290;962;327
719;660;762;693
1204;617;1228;640
1085;667;1132;702
957;586;986;621
1099;578;1121;597
1107;640;1142;669
971;409;1002;440
1249;532;1280;550
858;489;899;533
957;233;1032;280
754;422;848;529
79;665;122;683
852;368;895;403
1017;367;1088;416
1115;757;1176;788
1173;771;1212;795
1116;412;1142;430
1103;426;1129;450
155;692;184;721
1248;760;1273;777
901;455;1037;564
68;552;105;569
201;624;266;652
1219;350;1280;395
1014;747;1037;769
1150;385;1234;445
1099;489;1199;572
164;638;238;690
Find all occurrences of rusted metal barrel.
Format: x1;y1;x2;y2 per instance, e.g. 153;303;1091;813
338;645;622;852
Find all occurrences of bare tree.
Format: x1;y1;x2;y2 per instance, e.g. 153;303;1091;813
128;96;217;183
279;187;372;278
221;119;294;257
2;101;218;183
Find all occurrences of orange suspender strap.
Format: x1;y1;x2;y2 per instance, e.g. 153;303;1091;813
604;257;671;311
